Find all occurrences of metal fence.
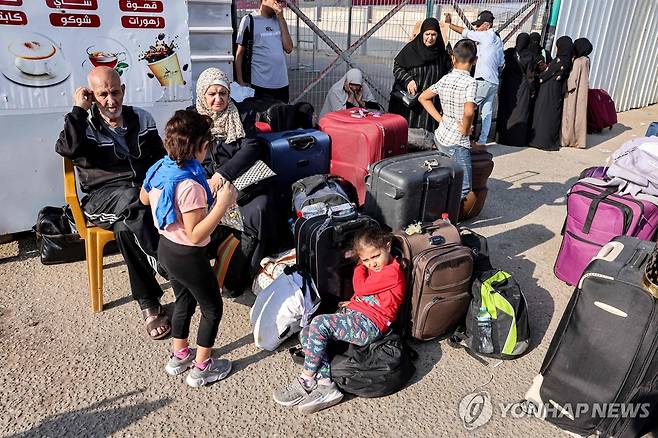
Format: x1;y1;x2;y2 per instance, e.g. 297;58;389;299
235;0;550;113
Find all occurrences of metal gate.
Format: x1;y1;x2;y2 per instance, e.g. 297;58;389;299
235;0;551;113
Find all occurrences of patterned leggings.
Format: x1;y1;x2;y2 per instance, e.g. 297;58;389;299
300;308;381;379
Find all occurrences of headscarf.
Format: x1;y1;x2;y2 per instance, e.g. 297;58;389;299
195;68;245;144
143;156;213;230
394;18;446;69
528;32;543;58
555;35;574;71
573;38;593;58
515;33;530;52
514;32;536;74
320;68;376;116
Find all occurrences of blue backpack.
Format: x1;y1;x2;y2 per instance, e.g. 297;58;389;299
646;122;658;137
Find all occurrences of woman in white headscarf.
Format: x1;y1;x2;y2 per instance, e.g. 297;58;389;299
320;68;379;116
194;67;277;297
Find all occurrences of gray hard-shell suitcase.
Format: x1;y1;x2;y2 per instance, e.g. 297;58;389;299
364;151;463;231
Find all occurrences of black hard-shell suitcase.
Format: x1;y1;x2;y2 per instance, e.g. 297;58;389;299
364;151;463;230
294;210;378;306
525;236;658;437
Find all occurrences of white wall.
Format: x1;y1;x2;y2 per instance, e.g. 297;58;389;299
0;0;234;234
555;0;658;112
0;103;188;235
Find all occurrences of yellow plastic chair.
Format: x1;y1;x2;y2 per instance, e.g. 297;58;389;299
63;158;116;313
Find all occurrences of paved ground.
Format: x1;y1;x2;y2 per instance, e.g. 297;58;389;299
1;104;657;437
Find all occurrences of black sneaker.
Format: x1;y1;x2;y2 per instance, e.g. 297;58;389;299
221;285;244;298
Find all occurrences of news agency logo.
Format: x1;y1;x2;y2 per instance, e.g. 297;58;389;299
457;392;651;431
458;390;493;430
512;400;652;422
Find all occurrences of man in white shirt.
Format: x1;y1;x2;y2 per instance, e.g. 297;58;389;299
235;0;293;102
445;11;504;148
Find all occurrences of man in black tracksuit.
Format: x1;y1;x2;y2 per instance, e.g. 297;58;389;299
56;66;169;338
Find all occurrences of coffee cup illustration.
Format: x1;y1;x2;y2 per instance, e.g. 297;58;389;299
87;46;126;69
146;52;184;86
9;39;59;76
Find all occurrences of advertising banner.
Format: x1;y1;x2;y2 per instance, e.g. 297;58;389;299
0;0;192;114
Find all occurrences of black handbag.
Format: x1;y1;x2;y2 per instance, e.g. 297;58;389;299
33;206;86;265
390;89;419;107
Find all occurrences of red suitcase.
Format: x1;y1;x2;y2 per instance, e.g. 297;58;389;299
587;89;617;133
319;108;408;205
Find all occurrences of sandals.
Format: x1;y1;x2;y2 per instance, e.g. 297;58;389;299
142;305;171;340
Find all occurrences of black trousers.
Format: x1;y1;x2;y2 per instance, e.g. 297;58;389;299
82;182;162;310
158;237;223;348
253;84;289;104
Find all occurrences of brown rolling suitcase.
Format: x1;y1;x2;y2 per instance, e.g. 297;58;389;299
395;220;473;340
460;149;494;220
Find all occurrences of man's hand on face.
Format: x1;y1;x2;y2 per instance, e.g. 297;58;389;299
74;87;94;110
266;0;283;15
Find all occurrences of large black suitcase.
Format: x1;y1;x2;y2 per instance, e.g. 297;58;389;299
363;151;463;231
294;209;378;306
525;236;658;437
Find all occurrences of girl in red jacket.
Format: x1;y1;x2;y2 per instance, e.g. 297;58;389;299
273;226;406;414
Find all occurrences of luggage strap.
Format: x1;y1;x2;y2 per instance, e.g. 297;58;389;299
582;187;618;234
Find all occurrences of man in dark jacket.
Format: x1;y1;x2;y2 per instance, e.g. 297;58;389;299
55;66;170;339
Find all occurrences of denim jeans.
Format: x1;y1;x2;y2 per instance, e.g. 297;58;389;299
436;143;472;199
474;80;498;145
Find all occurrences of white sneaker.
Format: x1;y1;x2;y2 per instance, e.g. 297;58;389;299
185;358;232;388
297;382;344;414
165;349;195;376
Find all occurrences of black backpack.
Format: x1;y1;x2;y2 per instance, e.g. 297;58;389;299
329;332;416;398
240;14;254;84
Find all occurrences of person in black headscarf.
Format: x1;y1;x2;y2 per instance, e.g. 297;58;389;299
529;32;552;70
389;17;450;133
529;36;574;150
496;33;540;146
561;38;593;148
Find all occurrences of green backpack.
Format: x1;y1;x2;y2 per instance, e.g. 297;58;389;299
457;270;530;359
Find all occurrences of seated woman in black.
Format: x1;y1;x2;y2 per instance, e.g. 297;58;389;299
193;67;277;297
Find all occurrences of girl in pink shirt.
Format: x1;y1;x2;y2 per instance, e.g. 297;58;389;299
140;110;237;388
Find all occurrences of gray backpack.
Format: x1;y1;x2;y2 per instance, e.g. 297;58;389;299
291;175;353;215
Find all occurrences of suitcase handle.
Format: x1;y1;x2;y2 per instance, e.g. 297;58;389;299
288;136;315;150
296;159;309;168
384;186;403;199
333;219;365;234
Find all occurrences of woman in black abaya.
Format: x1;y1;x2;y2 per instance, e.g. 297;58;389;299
529;36;574;151
389;18;450;133
529;32;552;66
497;33;539;146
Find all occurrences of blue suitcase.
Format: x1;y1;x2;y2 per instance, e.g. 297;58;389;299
258;129;331;196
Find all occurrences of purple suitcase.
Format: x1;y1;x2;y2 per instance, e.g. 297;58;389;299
554;178;658;285
578;166;608;181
